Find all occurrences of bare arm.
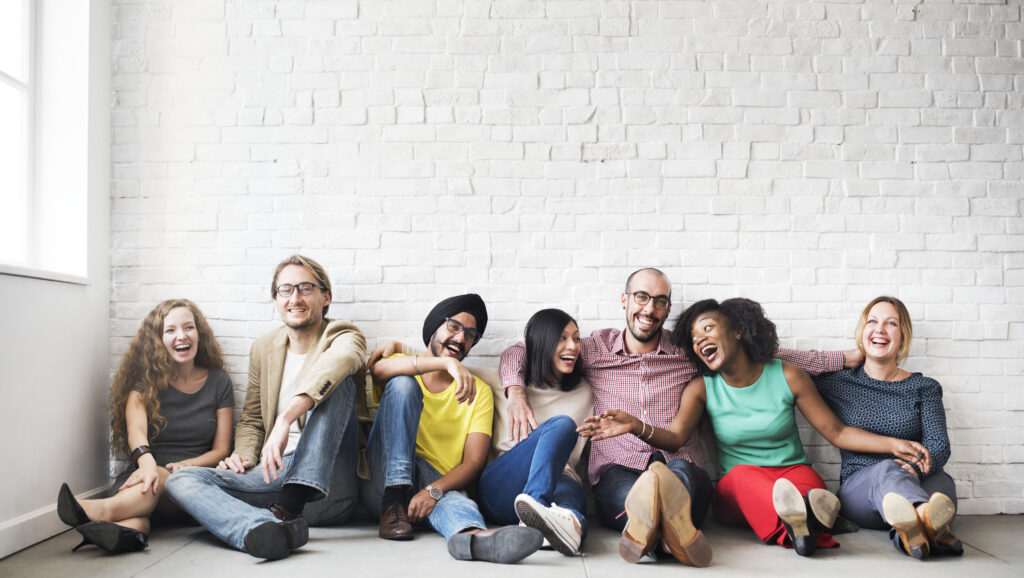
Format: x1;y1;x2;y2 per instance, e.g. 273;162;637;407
367;340;412;373
372;354;476;404
119;391;163;494
577;377;706;452
785;363;931;474
407;433;490;523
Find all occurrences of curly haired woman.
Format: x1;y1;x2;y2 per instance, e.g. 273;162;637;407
57;299;234;553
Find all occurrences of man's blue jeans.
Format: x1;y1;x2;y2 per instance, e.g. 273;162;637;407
593;457;712;533
477;415;588;541
361;375;486;540
165;377;361;551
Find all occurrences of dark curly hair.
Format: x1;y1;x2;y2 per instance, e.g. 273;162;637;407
671;298;779;374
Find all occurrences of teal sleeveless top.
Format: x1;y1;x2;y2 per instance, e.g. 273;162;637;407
704;359;808;476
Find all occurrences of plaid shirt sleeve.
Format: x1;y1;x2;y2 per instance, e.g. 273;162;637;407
776;348;844;375
499;342;528;391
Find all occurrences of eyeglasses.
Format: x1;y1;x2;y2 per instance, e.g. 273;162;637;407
444;317;481;343
627;291;671;310
275;282;326;297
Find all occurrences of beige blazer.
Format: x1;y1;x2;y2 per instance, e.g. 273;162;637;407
234;319;368;467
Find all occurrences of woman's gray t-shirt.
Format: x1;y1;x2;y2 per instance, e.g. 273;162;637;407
139;368;234;467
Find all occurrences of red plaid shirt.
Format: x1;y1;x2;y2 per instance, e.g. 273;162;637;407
500;328;843;485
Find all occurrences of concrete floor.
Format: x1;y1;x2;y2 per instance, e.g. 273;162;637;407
1;515;1020;578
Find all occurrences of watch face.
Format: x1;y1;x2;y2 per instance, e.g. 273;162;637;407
428;487;443;500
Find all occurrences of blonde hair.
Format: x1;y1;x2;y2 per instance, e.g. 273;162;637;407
855;296;913;364
109;299;224;457
270;255;332;317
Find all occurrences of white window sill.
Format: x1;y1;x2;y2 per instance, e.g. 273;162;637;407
0;263;90;285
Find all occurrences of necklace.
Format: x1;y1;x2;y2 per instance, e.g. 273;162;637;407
866;364;901;382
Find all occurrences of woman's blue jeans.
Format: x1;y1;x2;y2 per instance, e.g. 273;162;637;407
477;415;588;541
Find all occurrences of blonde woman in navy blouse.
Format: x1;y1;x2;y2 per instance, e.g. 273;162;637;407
815;296;961;559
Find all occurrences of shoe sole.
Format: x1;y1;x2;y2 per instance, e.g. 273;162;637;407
58;483;89;527
447;526;543;564
773;478;811;539
380;530;415;541
921;492;960;555
923;492;955;539
514;496;580;557
243;521;292;560
619;468;660;563
882;493;929;559
773;478;818;556
75;522;147;553
807;488;841;531
650;462;712;567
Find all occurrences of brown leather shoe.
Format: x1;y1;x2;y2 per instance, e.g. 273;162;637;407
917;493;963;556
883;493;929;559
379;501;414;541
651;462;712;567
618;467;660;563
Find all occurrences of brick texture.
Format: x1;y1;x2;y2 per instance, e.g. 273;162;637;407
110;0;1023;514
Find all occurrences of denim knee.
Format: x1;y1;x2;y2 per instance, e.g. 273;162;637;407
381;375;423;405
165;467;204;500
543;414;577;437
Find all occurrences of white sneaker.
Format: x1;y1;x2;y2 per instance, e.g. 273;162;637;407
514;494;582;556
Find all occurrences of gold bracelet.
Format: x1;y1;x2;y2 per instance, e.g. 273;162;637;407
413;355;421;375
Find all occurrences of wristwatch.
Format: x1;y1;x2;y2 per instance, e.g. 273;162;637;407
424;485;444;501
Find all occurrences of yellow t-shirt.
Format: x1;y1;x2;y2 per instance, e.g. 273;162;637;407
376;354;494;475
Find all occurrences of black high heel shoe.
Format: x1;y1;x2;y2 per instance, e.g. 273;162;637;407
73;522;148;553
57;483;90;527
772;478;817;556
806;488;845;534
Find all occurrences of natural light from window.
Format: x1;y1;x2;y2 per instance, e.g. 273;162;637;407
0;0;31;267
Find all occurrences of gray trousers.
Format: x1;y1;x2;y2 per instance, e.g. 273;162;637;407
838;459;958;530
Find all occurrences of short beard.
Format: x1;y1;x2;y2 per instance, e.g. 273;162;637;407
284;314;320;332
429;334;466;360
628;315;661;343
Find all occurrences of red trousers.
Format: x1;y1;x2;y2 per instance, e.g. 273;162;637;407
713;464;838;549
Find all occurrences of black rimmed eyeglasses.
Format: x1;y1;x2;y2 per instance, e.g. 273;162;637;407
275;282;326;297
444;317;481;343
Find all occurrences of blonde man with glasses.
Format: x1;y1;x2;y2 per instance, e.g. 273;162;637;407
167;255;367;560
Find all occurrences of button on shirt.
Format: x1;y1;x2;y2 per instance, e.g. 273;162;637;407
500;328;843;485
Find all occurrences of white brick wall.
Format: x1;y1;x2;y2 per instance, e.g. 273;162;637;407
110;0;1023;515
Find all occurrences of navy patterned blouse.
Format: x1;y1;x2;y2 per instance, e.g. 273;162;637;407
814;366;951;484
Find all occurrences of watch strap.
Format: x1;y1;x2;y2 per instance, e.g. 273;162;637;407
424;485;444;501
130;445;152;465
